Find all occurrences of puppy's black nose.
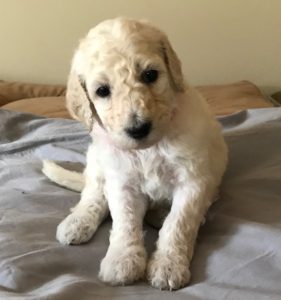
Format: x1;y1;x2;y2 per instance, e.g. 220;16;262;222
125;121;152;140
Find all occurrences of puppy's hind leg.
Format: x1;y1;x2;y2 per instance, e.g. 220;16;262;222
56;166;108;245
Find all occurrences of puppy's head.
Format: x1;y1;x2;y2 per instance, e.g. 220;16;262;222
67;17;186;149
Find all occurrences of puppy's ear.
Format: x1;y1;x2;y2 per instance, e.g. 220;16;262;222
66;70;95;129
160;37;185;92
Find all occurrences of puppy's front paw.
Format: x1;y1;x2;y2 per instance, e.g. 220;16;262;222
99;246;147;285
147;252;191;290
56;212;97;245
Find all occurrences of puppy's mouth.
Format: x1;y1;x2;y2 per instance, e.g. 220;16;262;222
130;137;158;150
125;121;152;140
121;120;156;149
110;129;162;151
107;116;170;150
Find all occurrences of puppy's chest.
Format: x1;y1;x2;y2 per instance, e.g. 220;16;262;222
101;145;181;202
137;151;177;202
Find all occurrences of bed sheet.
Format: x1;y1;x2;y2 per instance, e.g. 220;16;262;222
0;108;280;300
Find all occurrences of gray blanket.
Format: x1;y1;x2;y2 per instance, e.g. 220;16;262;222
0;108;281;300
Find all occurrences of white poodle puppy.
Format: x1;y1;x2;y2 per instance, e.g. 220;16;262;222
43;17;228;290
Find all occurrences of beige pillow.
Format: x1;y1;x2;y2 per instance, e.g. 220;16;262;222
1;80;273;118
2;96;70;119
197;80;272;116
0;80;65;106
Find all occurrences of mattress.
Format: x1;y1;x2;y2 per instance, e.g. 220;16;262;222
0;107;280;300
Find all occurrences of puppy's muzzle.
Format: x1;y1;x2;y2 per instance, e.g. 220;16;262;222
125;121;152;140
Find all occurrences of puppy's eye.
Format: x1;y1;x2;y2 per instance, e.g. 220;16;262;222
141;69;158;84
96;85;110;98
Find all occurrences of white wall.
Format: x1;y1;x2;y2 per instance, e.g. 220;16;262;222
0;0;280;94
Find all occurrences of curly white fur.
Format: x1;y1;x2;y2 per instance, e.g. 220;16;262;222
43;17;228;290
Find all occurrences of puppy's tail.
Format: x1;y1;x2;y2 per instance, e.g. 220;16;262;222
42;160;84;192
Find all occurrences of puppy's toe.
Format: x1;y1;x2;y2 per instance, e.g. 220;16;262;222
56;212;97;245
99;246;147;285
147;253;190;290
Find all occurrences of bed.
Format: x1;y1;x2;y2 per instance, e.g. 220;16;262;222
0;80;280;300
